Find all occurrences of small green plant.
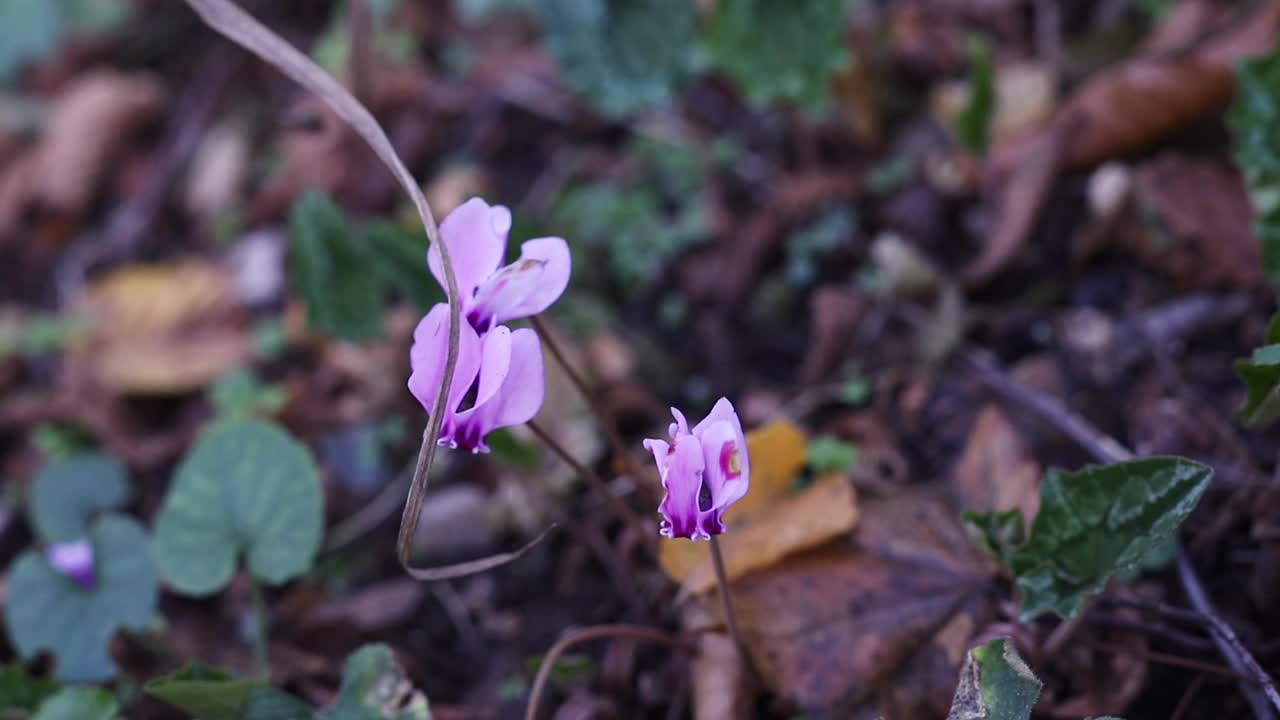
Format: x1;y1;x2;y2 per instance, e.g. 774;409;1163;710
3;454;158;682
954;35;996;154
806;436;859;474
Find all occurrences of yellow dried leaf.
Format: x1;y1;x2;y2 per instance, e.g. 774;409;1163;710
682;474;858;594
659;419;808;581
74;262;248;394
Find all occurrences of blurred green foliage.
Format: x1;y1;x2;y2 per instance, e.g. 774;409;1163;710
1232;49;1280;286
954;36;995;154
705;0;852;112
536;0;696;116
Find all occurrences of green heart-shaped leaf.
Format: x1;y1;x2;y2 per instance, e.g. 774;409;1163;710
31;453;129;542
290;190;384;342
32;687;120;720
4;515;157;681
946;638;1042;720
153;419;323;596
145;663;266;720
1009;457;1211;620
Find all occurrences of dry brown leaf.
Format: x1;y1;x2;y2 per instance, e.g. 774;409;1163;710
729;488;995;714
35;71;164;213
658;419;809;582
72;261;248;394
970;0;1280;285
1131;152;1263;290
301;578;426;632
950;404;1040;520
685;602;755;720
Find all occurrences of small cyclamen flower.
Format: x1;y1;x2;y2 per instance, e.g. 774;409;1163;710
47;539;95;590
408;303;546;453
643;398;750;541
427;198;571;334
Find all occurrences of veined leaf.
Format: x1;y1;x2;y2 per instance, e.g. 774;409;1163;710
1009;457;1211;620
945;638;1042;720
153;419;323;596
145;663;266;720
1233;311;1280;427
30;453;129;542
290;191;384;342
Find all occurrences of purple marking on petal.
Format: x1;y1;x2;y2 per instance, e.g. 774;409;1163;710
47;539;96;590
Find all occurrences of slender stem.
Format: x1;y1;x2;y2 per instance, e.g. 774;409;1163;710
524;624;690;720
249;576;270;680
530;316;650;489
526;419;648;533
709;536;751;670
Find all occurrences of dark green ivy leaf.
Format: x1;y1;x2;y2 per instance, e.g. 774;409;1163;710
1233;311;1280;427
961;508;1026;566
325;644;429;720
1009;457;1211;620
0;664;60;714
536;0;696;116
289;190;384;342
945;638;1042;720
1229;49;1280;286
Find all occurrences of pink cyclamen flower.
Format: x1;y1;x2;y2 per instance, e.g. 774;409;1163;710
408;303;546;453
427;197;571;334
47;539;95;590
643;398;751;540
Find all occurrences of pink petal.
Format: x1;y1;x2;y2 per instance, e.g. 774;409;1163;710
449;328;546;452
696;419;750;516
693;397;750;488
642;438;671;478
427;198;511;303
656;435;707;540
489;237;572;325
408;303;482;420
669;407;690;438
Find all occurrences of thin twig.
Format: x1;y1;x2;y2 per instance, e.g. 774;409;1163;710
524;624;691;720
530;316;651;490
1171;673;1207;720
248;576;270;680
965;349;1280;719
526;419;647;533
1178;551;1280;719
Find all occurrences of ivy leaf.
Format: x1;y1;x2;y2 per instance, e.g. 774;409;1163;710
145;663;266;720
1233;312;1280;427
290;191;384;342
704;0;851;112
31;687;120;720
536;0;695;116
244;689;317;720
30;453;129;542
153;419;324;596
324;644;429;720
209;369;288;420
945;638;1042;720
1229;49;1280;286
0;664;59;713
1009;457;1211;620
4;516;158;681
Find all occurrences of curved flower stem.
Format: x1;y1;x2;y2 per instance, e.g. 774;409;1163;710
709;536;752;672
526;419;647;534
180;0;506;581
530;316;650;490
524;624;691;720
249;576;270;680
